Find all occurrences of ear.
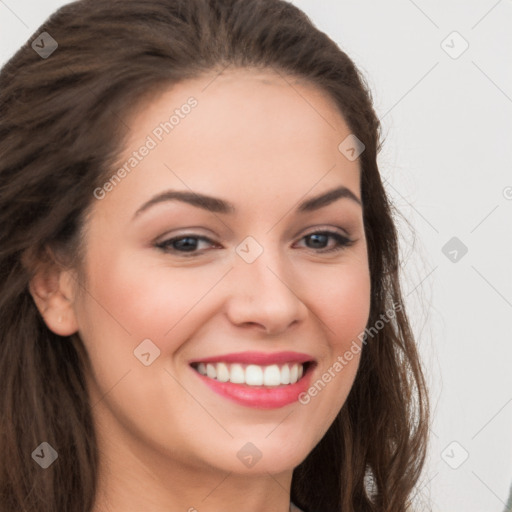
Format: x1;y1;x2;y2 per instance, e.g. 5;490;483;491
28;254;80;337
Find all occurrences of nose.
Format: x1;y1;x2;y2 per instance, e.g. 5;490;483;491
224;243;309;336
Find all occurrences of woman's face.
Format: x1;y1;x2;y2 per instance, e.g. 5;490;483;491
67;68;371;475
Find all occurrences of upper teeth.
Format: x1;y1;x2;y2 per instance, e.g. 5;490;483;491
195;362;304;386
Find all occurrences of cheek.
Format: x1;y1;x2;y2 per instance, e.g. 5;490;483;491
77;247;223;357
312;260;371;350
298;263;370;436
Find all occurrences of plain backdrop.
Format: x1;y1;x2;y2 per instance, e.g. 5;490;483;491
1;1;511;511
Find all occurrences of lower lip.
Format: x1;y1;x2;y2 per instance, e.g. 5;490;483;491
191;364;315;409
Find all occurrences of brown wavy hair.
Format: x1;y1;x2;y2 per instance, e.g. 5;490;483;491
0;0;430;511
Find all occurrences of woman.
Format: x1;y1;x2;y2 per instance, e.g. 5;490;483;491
0;1;430;511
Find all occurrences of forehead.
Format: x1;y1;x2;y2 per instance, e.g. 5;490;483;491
96;68;361;221
124;67;354;159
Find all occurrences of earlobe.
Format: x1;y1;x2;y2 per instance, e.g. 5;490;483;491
28;264;79;337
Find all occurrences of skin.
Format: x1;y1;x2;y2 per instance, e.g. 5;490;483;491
30;68;371;512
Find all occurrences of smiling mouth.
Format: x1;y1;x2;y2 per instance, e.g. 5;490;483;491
190;361;315;387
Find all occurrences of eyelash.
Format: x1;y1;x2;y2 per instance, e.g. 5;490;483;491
155;229;354;257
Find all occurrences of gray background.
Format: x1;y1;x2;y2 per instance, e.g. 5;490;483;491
1;1;511;510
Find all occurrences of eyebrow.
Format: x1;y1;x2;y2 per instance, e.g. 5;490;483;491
132;185;361;219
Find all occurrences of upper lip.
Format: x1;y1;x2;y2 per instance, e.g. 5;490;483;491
189;351;315;366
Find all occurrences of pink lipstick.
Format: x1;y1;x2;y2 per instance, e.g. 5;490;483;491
189;351;316;409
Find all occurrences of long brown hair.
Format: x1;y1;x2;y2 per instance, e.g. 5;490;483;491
0;1;430;511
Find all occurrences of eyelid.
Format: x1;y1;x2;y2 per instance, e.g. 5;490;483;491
154;226;217;244
295;224;351;239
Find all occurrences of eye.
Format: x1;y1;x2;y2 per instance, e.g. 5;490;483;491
155;235;217;256
296;229;354;254
156;229;354;257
